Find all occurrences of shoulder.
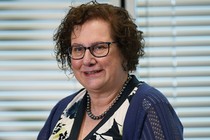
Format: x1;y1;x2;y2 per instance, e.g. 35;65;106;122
37;88;86;140
43;88;86;122
129;75;169;105
133;82;170;111
54;88;86;110
142;83;168;102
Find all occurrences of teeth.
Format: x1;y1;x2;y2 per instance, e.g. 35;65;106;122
85;70;100;74
87;71;95;74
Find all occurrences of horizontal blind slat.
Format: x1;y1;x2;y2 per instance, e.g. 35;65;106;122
137;0;210;6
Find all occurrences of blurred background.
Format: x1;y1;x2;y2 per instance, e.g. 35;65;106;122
0;0;210;139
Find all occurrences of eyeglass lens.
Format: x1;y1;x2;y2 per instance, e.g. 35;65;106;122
69;42;114;60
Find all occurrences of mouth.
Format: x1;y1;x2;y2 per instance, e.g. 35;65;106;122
84;70;102;75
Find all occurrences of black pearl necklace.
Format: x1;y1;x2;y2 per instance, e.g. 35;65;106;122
86;75;132;120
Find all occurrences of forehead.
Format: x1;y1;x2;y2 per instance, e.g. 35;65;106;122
71;19;112;43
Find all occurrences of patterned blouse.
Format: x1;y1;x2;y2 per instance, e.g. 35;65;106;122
49;82;139;140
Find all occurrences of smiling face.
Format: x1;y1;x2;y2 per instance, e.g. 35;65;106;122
71;19;128;94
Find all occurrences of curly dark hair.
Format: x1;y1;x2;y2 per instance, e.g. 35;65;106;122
54;1;144;72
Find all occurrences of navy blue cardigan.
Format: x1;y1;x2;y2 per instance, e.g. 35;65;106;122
38;79;183;140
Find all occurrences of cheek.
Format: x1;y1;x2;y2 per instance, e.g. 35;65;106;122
103;58;122;73
71;60;81;71
108;52;124;68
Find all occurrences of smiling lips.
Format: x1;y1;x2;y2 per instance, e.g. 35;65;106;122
84;70;103;75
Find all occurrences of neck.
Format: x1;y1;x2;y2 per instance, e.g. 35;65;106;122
86;74;131;120
88;74;128;107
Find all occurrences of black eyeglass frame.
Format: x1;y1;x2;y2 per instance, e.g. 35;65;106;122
68;41;116;60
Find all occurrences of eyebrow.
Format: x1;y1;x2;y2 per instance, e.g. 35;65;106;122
71;41;106;47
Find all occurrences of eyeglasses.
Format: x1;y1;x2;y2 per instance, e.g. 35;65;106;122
69;42;116;60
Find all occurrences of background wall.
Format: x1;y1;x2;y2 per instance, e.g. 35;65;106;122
0;0;210;139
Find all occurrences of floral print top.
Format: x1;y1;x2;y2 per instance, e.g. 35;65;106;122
49;86;139;140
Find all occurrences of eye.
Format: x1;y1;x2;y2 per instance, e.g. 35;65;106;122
93;44;107;51
72;46;84;53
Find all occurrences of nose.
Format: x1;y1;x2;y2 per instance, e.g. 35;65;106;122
82;49;96;66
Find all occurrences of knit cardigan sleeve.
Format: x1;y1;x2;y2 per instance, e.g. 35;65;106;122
123;83;183;140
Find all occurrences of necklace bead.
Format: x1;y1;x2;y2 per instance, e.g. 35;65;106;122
86;75;132;120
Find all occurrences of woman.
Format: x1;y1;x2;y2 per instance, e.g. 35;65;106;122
38;1;183;140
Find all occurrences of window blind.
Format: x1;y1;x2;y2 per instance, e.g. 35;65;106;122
0;0;120;140
132;0;210;139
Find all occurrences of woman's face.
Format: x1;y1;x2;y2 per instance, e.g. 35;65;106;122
71;19;127;93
